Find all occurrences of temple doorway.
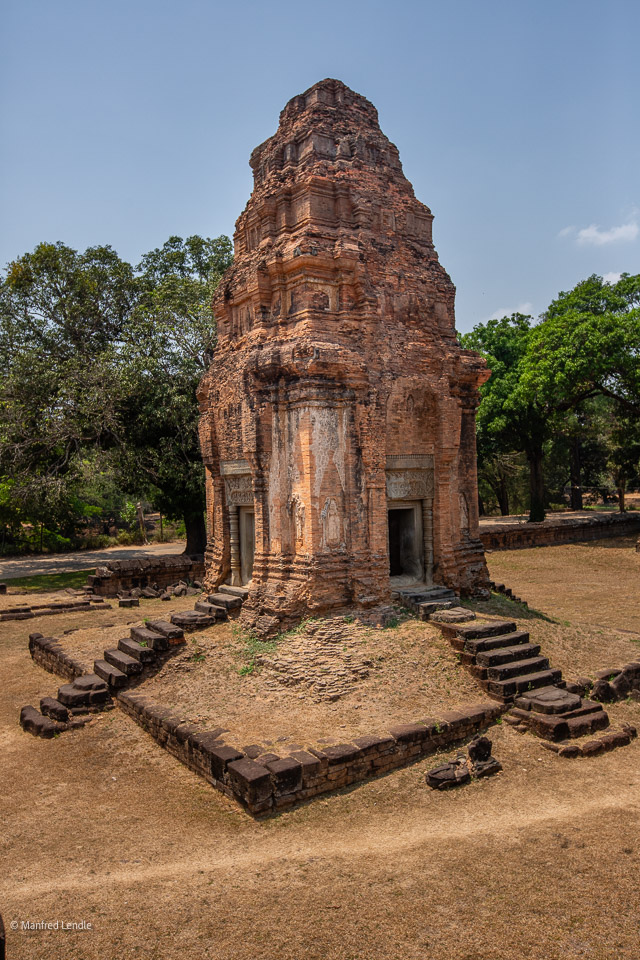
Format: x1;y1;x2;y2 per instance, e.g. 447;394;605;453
387;502;424;582
239;507;255;584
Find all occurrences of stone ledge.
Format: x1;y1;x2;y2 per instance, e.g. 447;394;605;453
88;555;205;597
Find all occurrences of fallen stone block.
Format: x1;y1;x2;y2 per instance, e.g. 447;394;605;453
426;757;470;790
20;705;66;738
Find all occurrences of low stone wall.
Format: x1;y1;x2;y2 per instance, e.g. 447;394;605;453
88;555;205;596
0;598;106;622
28;634;86;682
117;690;504;815
481;513;640;551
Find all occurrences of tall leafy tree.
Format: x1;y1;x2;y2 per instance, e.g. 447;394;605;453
0;242;138;528
462;313;554;522
112;235;232;553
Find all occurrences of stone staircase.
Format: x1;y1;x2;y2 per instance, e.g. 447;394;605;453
394;585;459;620
21;585;250;737
439;619;561;701
435;618;630;748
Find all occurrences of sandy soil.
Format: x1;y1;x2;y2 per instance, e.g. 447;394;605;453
3;540;640;960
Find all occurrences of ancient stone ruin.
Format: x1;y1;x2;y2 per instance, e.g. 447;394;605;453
198;79;490;634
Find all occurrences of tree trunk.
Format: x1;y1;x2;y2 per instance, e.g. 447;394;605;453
136;501;149;544
497;476;510;516
478;494;485;517
527;447;546;522
569;436;583;510
618;482;626;513
183;511;206;555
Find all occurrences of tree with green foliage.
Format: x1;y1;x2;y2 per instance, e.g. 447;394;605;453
112;235;232;553
0;242;139;535
0;234;233;554
462;313;555;522
524;274;640;417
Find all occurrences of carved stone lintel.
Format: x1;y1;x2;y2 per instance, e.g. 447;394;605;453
225;475;254;506
386;469;434;500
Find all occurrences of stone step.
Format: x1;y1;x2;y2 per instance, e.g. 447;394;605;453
440;619;517;642
20;705;67;738
417;600;452;620
508;704;610;741
514;685;581;715
170;610;218;631
486;655;550;682
476;643;541;667
104;648;143;676
465;630;531;656
194;600;227;618
57;682;111;708
219;585;249;600
117;637;157;664
145;619;185;642
206;592;242;611
73;674;109;692
40;697;69;722
94;660;129;689
486;668;562;700
130;626;169;651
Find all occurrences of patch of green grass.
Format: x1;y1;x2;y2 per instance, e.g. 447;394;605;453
460;592;557;623
234;631;279;676
4;569;95;593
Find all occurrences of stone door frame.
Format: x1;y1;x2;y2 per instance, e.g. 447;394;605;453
385;455;434;586
221;459;254;587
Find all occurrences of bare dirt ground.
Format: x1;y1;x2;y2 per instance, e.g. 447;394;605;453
486;535;640;634
3;539;640;960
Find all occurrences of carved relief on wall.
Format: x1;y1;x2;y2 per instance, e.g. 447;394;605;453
224;475;254;506
386;470;434;501
459;493;469;532
289;495;306;547
321;497;342;548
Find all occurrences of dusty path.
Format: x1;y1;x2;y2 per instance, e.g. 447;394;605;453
0;539;186;580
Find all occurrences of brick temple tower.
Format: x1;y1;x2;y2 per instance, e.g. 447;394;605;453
198;79;490;634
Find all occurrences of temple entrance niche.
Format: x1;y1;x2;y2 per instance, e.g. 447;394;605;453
388;502;423;581
239;507;255;585
386;455;435;586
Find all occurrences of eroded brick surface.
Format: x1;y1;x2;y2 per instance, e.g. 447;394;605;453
198;79;489;633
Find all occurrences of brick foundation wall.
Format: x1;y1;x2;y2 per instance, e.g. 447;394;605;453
88;556;205;596
480;513;640;551
117;690;504;815
28;634;86;681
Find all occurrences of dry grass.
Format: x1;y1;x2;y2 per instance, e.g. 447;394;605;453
2;537;640;960
486;536;640;632
140;614;481;749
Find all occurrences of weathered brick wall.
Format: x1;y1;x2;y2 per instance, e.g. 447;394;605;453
198;79;490;634
481;513;640;551
28;634;86;681
118;689;504;815
88;556;204;596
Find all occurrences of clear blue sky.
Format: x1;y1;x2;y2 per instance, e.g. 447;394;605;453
2;0;638;332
